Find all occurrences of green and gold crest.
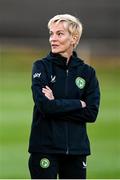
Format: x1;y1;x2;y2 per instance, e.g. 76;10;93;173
40;158;50;168
75;77;86;89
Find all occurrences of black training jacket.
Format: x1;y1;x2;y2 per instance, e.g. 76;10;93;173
28;51;100;155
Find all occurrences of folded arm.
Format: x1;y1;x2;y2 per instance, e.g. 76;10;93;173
32;61;85;115
32;61;100;123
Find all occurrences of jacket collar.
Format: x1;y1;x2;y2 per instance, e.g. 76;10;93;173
46;51;84;68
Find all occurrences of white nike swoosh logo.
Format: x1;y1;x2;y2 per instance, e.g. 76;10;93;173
83;161;87;167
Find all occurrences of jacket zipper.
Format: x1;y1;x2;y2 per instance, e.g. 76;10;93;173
65;69;69;154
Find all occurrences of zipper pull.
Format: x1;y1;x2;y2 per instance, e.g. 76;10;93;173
66;148;69;155
66;69;69;76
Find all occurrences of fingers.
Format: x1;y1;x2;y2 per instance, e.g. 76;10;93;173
42;86;52;93
42;88;49;93
43;91;51;99
45;86;52;91
42;86;54;100
80;100;86;108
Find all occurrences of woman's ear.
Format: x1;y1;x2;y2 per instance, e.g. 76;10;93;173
71;35;77;47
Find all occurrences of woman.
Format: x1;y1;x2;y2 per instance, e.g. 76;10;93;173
28;14;100;179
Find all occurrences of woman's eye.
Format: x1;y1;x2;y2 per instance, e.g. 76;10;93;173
58;32;63;36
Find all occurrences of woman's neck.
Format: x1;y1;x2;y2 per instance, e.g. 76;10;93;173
59;51;73;64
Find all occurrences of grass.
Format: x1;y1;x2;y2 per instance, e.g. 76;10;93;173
87;63;120;178
0;49;120;178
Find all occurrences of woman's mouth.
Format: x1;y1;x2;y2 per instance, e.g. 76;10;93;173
51;44;59;48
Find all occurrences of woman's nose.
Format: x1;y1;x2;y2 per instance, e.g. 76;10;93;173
50;34;57;42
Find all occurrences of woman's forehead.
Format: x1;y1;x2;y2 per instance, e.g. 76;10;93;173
49;21;68;31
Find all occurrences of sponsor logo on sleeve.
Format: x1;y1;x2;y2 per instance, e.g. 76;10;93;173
33;72;41;78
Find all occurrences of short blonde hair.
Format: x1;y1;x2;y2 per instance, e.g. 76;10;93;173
48;14;83;48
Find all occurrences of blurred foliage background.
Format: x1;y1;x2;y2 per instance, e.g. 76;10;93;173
0;0;120;178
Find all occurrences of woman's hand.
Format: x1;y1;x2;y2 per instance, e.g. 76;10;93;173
42;86;54;100
80;100;86;108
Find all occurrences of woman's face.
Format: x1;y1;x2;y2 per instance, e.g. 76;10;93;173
49;22;75;57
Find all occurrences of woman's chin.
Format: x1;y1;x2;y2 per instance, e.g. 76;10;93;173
51;49;60;54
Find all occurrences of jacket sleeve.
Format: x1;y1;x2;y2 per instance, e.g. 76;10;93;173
31;61;83;114
52;68;100;123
